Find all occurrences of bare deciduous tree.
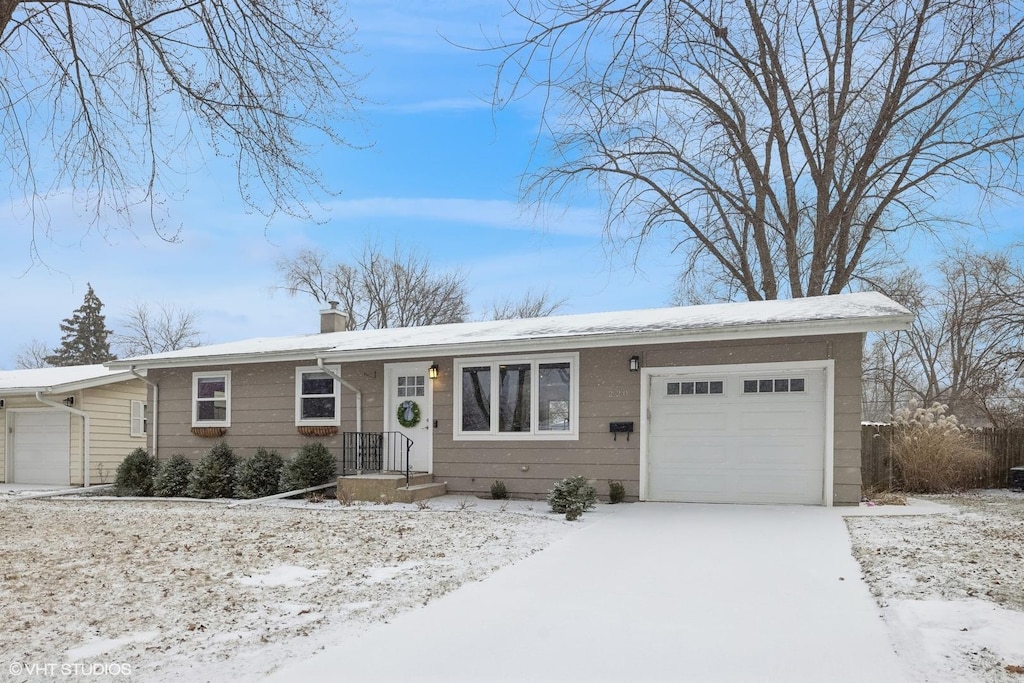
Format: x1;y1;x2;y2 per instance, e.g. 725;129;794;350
489;288;567;320
114;302;203;358
491;0;1024;301
862;248;1024;426
277;243;470;329
1;0;363;258
14;339;51;369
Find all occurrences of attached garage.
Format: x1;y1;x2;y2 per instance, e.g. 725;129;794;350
10;410;71;485
644;361;831;505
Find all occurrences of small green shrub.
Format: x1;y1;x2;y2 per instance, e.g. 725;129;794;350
188;441;238;499
280;441;336;491
490;480;509;500
548;476;597;521
234;448;285;499
608;480;626;504
154;455;193;497
114;447;157;496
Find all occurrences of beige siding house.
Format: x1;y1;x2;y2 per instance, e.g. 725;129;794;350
0;366;148;486
108;292;913;506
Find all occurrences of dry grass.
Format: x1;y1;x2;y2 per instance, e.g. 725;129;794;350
892;427;992;493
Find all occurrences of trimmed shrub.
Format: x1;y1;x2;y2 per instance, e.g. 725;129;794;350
891;402;992;493
188;441;238;499
548;476;597;521
235;448;285;499
280;441;336;491
608;480;626;504
114;447;157;496
490;480;509;500
154;455;193;498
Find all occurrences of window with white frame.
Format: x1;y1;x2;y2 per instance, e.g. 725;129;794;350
130;400;147;437
455;354;578;439
192;371;231;427
295;366;341;425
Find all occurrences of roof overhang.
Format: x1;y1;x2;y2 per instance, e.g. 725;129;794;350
110;313;913;371
0;369;143;397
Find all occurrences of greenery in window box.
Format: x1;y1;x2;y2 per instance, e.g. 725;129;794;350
188;441;238;499
548;476;597;521
154;454;193;498
234;447;285;499
113;447;157;496
280;441;336;491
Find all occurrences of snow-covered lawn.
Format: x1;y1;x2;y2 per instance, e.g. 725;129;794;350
846;490;1024;682
0;496;573;682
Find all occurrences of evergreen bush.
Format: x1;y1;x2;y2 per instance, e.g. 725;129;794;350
235;447;285;499
280;441;336;491
154;454;193;497
608;480;626;504
188;441;238;498
113;447;157;496
548;476;597;520
490;480;509;500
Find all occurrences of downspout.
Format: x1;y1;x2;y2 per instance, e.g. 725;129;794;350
317;358;361;432
129;366;158;460
35;391;91;487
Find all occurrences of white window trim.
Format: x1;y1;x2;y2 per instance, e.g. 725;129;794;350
192;371;231;428
454;352;579;441
130;400;146;437
295;365;342;426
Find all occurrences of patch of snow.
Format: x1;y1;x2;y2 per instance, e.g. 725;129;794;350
236;565;327;587
66;631;159;661
0;364;134;392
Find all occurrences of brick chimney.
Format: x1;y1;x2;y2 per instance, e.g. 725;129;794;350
320;301;349;333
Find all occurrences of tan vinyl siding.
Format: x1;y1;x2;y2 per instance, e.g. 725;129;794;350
78;380;148;485
148;332;865;504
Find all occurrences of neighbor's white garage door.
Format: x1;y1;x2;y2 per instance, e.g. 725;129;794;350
12;410;71;485
647;366;826;505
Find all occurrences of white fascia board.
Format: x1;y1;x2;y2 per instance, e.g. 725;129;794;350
108;313;914;370
0;370;139;396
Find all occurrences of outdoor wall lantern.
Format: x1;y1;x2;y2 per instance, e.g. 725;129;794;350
629;356;641;372
63;396;75;407
428;363;440;380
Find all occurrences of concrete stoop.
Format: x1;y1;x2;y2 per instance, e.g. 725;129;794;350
337;473;448;504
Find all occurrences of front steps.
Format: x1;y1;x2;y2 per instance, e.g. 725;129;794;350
337;472;448;504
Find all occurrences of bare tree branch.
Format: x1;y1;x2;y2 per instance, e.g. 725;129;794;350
1;0;365;261
114;301;203;357
488;288;567;320
13;339;51;369
488;0;1024;300
277;242;470;330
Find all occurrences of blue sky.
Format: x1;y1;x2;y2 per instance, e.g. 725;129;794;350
1;1;1019;369
0;1;682;369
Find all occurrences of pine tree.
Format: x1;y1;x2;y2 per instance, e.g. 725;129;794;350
45;284;117;366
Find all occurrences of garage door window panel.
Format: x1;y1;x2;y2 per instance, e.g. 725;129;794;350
665;380;724;397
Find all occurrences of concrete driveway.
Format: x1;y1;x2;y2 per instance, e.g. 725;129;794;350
262;503;909;683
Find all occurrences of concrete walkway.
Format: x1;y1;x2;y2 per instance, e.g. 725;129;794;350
262;504;909;683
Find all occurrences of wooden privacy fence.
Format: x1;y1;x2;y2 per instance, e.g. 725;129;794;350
862;425;1024;491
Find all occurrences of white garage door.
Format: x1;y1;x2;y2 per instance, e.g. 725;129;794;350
12;411;71;485
647;366;826;505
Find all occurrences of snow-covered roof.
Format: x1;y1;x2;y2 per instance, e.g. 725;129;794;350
109;291;913;369
0;364;139;395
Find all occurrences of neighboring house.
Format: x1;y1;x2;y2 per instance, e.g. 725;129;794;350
0;365;148;486
108;292;913;506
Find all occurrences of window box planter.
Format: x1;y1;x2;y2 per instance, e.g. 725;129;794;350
191;426;228;438
297;425;338;437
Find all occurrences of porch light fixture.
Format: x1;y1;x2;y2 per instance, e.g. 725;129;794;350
428;363;439;380
629;356;641;372
63;396;75;407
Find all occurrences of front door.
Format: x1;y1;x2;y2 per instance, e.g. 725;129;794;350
384;362;433;473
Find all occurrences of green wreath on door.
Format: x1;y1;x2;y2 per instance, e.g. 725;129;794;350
397;400;421;428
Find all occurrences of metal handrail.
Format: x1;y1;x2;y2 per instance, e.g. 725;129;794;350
342;431;414;486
